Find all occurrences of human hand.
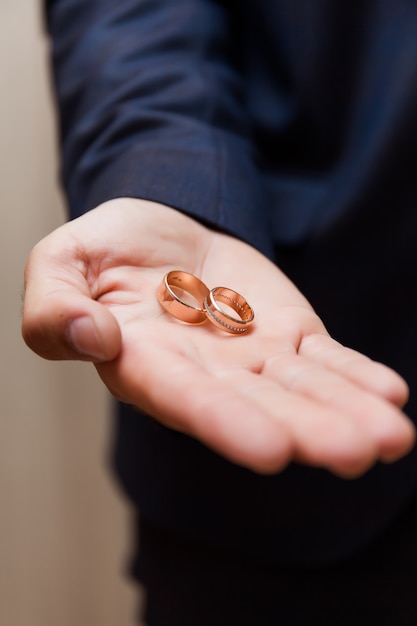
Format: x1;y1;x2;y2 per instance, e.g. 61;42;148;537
22;199;415;477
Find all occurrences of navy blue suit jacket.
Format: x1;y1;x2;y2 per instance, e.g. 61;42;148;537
45;0;417;566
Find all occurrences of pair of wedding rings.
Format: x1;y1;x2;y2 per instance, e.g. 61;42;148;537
157;270;254;335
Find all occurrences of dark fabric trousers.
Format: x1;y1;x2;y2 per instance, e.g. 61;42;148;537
130;494;417;626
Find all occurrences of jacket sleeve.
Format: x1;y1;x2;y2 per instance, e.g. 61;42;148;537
45;0;273;255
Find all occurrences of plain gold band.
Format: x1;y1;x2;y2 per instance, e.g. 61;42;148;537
157;270;209;324
204;287;254;334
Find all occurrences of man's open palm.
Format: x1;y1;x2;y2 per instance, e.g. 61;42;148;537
22;199;415;477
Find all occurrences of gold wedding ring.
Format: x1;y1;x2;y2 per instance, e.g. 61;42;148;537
157;270;209;324
204;287;254;334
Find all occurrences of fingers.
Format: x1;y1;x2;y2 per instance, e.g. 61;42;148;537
299;334;410;408
261;351;415;473
96;320;415;477
22;243;121;363
220;370;379;478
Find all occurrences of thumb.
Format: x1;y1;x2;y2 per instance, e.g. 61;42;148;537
22;287;122;363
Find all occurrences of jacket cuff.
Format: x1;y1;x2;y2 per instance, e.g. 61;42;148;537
68;136;274;258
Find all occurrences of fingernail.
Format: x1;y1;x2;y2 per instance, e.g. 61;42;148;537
67;316;107;361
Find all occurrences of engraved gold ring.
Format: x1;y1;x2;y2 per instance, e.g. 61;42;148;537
204;287;254;334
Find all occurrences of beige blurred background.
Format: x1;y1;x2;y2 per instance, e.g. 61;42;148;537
0;2;140;624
